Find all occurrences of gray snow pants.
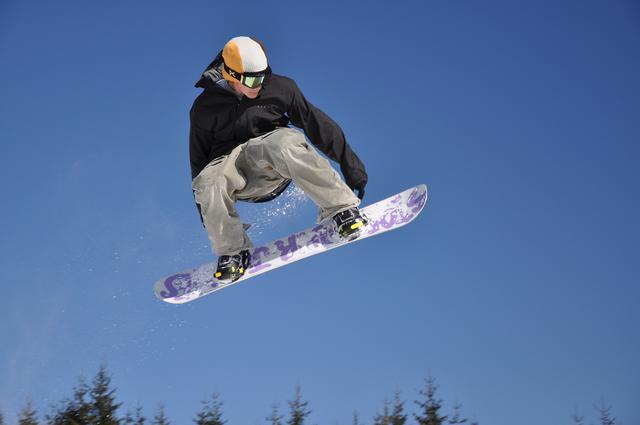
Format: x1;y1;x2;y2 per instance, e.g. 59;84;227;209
192;127;361;256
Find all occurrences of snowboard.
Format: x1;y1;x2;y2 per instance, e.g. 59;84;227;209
155;184;427;304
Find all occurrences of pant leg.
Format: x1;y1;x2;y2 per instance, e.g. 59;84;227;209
241;127;361;222
192;146;253;256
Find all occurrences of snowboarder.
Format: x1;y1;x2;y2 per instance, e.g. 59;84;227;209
190;36;368;283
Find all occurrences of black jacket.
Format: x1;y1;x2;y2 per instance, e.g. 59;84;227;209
189;56;368;192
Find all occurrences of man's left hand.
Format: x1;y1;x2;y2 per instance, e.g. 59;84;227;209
353;182;366;200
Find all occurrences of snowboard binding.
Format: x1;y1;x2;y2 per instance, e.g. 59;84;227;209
333;207;369;241
214;250;251;284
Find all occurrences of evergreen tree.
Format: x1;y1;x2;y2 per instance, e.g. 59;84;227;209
18;399;39;425
595;398;616;425
448;403;468;424
352;411;362;425
152;405;170;425
46;377;92;425
287;385;311;425
88;365;121;424
414;374;448;425
266;404;284;425
124;405;146;425
194;393;226;425
373;396;391;425
0;410;5;425
390;391;407;425
571;409;584;425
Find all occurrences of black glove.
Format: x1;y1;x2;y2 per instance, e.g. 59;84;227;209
352;181;366;200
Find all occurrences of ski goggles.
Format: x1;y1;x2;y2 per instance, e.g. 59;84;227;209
224;63;266;89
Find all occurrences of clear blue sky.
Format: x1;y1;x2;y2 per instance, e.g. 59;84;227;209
1;0;639;424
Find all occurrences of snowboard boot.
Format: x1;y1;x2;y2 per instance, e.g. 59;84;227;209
214;249;251;284
333;207;369;241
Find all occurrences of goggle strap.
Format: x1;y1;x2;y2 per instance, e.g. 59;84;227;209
223;63;242;81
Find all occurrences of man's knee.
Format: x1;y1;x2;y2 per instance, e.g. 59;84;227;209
193;171;224;195
268;128;309;155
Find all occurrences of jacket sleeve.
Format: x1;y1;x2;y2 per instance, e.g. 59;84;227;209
189;108;213;225
286;79;368;189
189;109;213;181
